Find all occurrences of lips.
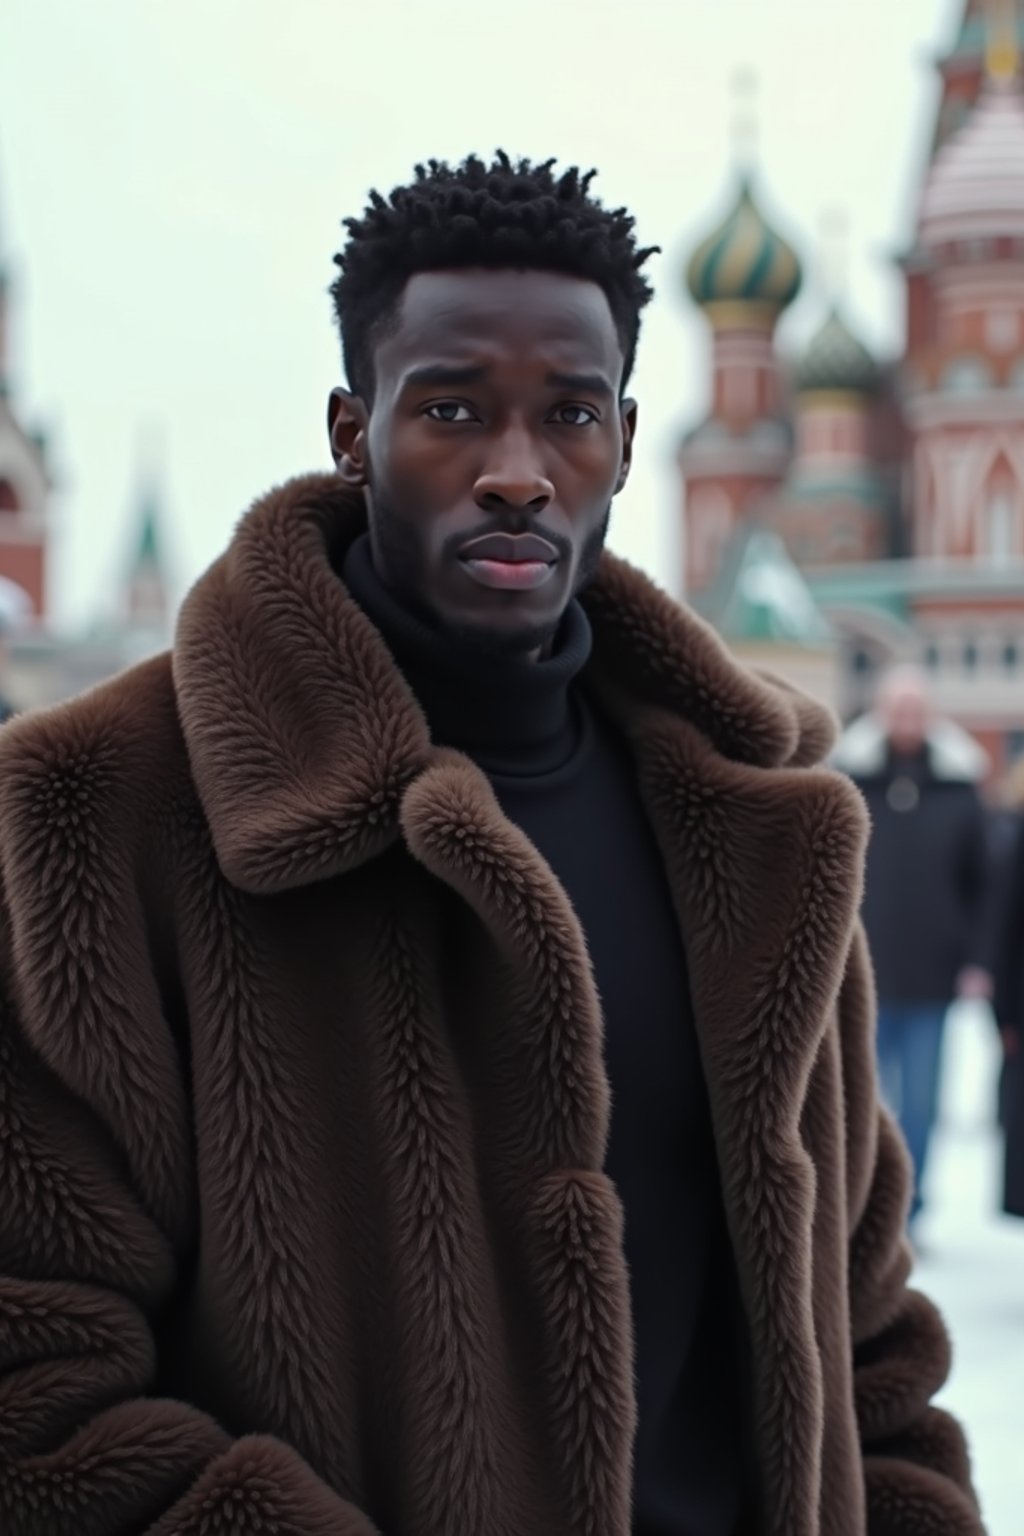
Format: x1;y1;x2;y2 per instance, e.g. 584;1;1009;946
457;531;559;565
457;531;560;594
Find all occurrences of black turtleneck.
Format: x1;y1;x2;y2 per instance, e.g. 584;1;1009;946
344;536;747;1536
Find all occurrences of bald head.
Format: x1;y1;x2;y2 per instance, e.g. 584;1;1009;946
876;665;932;756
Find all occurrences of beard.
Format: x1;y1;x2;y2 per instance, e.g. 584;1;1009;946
369;496;612;660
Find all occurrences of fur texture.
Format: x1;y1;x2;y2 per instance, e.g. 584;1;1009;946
0;474;982;1534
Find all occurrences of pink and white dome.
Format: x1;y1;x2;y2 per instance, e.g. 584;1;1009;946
918;75;1024;248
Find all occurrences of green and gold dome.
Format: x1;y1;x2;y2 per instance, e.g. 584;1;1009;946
795;306;879;396
686;176;803;315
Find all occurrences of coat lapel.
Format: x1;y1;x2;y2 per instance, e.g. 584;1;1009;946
400;751;636;1536
173;475;430;895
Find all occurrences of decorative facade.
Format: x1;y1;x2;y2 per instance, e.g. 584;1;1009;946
0;213;173;711
681;0;1024;776
0;252;49;618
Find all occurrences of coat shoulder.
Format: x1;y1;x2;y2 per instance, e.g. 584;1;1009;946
0;652;193;880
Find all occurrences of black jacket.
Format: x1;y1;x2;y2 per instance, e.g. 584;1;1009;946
994;816;1024;1032
994;816;1024;1216
835;718;990;1006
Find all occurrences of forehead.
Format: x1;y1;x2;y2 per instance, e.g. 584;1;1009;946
882;683;928;713
375;267;623;380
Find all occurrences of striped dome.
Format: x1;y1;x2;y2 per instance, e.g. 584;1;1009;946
919;76;1024;246
796;307;879;395
946;5;1024;66
686;176;802;312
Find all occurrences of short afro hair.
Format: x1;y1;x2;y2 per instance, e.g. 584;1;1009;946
331;151;659;401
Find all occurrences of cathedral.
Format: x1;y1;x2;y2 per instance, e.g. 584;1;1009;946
680;0;1024;777
0;2;1021;775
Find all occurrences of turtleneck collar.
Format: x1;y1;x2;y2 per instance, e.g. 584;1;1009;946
342;533;593;777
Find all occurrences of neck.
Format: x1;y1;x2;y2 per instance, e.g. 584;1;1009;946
342;534;593;775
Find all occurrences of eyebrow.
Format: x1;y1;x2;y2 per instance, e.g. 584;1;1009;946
401;364;488;389
545;370;616;398
400;363;616;397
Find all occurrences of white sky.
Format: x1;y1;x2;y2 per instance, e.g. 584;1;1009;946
1;0;961;631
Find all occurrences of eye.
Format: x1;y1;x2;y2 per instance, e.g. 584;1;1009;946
423;401;477;423
552;404;600;427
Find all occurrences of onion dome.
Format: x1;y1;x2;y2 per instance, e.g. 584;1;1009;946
686;176;802;313
795;306;879;395
945;2;1024;69
919;75;1024;246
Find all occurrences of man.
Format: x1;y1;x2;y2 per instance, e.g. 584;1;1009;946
0;156;981;1535
834;666;991;1229
993;761;1024;1219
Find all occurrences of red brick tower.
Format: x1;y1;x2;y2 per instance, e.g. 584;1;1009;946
906;32;1024;563
679;175;802;596
899;0;1024;770
0;226;50;620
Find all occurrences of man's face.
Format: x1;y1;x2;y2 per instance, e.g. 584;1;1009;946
879;676;931;757
329;267;637;654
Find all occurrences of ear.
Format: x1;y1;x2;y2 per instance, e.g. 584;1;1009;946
615;398;638;494
328;388;370;486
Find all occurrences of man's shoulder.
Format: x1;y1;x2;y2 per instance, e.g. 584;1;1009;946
0;651;191;861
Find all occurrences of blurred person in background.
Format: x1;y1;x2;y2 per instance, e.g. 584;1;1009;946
994;757;1024;1219
834;665;991;1230
0;156;982;1536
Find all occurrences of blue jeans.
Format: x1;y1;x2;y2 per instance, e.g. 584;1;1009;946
876;1004;948;1222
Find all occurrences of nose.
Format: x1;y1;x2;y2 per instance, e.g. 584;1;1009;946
473;425;555;514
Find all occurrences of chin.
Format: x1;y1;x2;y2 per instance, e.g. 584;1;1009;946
441;607;562;659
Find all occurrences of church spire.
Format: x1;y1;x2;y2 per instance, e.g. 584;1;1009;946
730;68;759;176
817;209;850;307
125;433;171;631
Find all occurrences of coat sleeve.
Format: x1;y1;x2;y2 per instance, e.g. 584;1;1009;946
0;898;381;1536
838;924;985;1536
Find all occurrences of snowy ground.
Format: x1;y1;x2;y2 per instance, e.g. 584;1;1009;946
911;1001;1024;1536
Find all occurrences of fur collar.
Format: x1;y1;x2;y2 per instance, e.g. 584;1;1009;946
174;473;838;895
831;711;990;784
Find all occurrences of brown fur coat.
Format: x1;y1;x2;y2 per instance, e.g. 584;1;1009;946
0;475;982;1535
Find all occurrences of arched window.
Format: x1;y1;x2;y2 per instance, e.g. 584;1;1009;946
940;356;993;396
984;489;1019;561
0;479;20;515
986;309;1020;353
